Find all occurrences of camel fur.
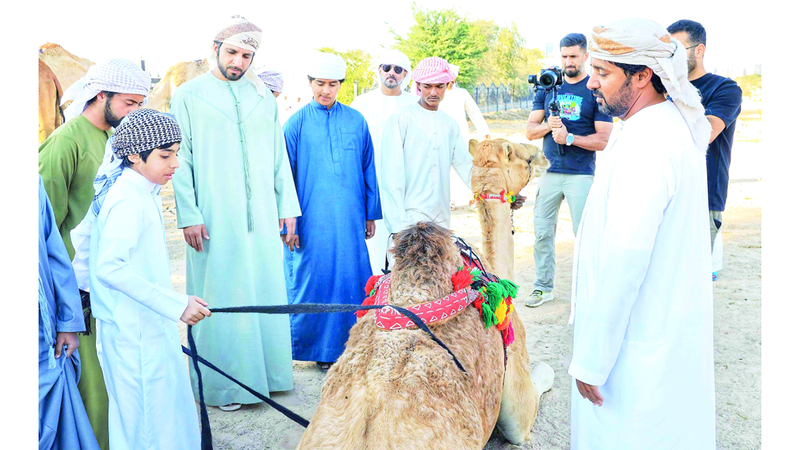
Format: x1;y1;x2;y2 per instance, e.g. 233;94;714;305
468;138;552;443
297;140;553;449
147;59;209;112
38;59;63;143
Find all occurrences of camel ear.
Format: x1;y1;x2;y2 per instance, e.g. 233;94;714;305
502;142;513;162
514;143;533;161
468;139;480;157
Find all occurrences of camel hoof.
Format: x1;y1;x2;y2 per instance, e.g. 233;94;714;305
530;362;555;396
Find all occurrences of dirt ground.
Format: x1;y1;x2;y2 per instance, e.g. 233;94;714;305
163;110;761;449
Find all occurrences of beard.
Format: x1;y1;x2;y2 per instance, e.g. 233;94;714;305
595;77;634;118
382;76;399;89
218;60;245;80
686;53;697;74
564;67;581;78
104;99;123;128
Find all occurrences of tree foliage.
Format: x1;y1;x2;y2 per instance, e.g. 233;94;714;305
473;21;545;97
318;47;375;105
389;5;544;98
390;5;488;90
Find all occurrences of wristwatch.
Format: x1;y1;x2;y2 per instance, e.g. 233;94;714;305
566;133;574;146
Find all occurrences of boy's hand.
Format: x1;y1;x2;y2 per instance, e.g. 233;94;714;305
181;296;211;326
55;332;79;359
365;220;376;240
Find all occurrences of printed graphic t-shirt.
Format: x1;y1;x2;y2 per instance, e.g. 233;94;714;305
533;75;612;176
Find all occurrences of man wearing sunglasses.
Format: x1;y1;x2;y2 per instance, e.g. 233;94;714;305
668;20;742;281
351;49;417;274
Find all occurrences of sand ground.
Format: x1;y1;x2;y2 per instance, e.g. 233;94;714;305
162;109;761;449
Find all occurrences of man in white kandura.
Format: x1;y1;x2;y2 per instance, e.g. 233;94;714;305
568;18;715;449
380;57;473;239
350;49;416;273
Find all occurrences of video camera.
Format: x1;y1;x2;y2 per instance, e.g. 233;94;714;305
528;67;564;93
528;67;567;155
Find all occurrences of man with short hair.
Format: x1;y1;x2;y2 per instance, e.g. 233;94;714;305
170;15;301;412
568;19;715;448
668;19;743;279
351;49;417;273
380;57;473;236
39;57;150;450
524;33;613;308
282;52;381;371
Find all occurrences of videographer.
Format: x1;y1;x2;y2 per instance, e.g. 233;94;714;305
524;32;613;308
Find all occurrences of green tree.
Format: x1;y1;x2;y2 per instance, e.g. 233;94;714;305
318;47;375;105
473;21;545;98
390;5;489;91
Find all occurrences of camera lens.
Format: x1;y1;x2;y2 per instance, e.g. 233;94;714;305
540;73;555;87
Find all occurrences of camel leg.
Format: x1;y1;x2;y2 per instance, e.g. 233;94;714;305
495;312;554;445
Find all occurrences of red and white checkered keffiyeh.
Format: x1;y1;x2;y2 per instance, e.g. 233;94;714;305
411;57;455;86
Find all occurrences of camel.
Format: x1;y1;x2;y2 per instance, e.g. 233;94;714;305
38;43;93;103
146;59;209;112
296;139;553;449
38;59;63;143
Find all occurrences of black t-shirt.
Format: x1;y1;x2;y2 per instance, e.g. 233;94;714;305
532;75;612;175
692;73;742;211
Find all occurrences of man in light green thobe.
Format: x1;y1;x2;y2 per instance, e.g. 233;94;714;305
170;15;301;410
38;58;151;450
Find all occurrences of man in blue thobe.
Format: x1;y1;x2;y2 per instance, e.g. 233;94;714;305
38;175;100;450
282;52;382;370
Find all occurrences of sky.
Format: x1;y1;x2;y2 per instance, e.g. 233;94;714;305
35;0;764;87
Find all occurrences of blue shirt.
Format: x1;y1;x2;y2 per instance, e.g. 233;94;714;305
692;73;742;211
282;99;382;363
533;75;612;176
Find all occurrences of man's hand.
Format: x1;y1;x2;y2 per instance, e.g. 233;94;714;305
510;194;527;210
365;220;376;240
181;296;211;326
552;125;568;145
183;225;209;252
576;379;604;406
280;217;297;240
55;332;79;359
284;235;301;251
547;115;563;131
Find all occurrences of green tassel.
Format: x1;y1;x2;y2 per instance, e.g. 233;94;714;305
498;279;519;299
485;282;506;310
481;303;497;328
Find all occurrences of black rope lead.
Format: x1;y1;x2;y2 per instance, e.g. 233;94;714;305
183;302;467;450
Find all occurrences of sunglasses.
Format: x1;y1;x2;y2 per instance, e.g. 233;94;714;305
381;64;405;75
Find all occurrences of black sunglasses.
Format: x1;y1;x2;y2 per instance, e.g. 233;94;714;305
381;64;405;75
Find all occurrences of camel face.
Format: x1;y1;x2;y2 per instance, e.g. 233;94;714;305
469;138;549;197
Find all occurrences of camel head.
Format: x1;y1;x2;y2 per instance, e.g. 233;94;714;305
391;222;461;279
469;138;549;197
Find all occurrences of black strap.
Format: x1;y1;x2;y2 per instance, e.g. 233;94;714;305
184;302;466;449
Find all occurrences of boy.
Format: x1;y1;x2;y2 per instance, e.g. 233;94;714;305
87;108;210;449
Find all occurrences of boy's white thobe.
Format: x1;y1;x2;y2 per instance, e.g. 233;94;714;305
569;101;716;449
89;169;200;450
